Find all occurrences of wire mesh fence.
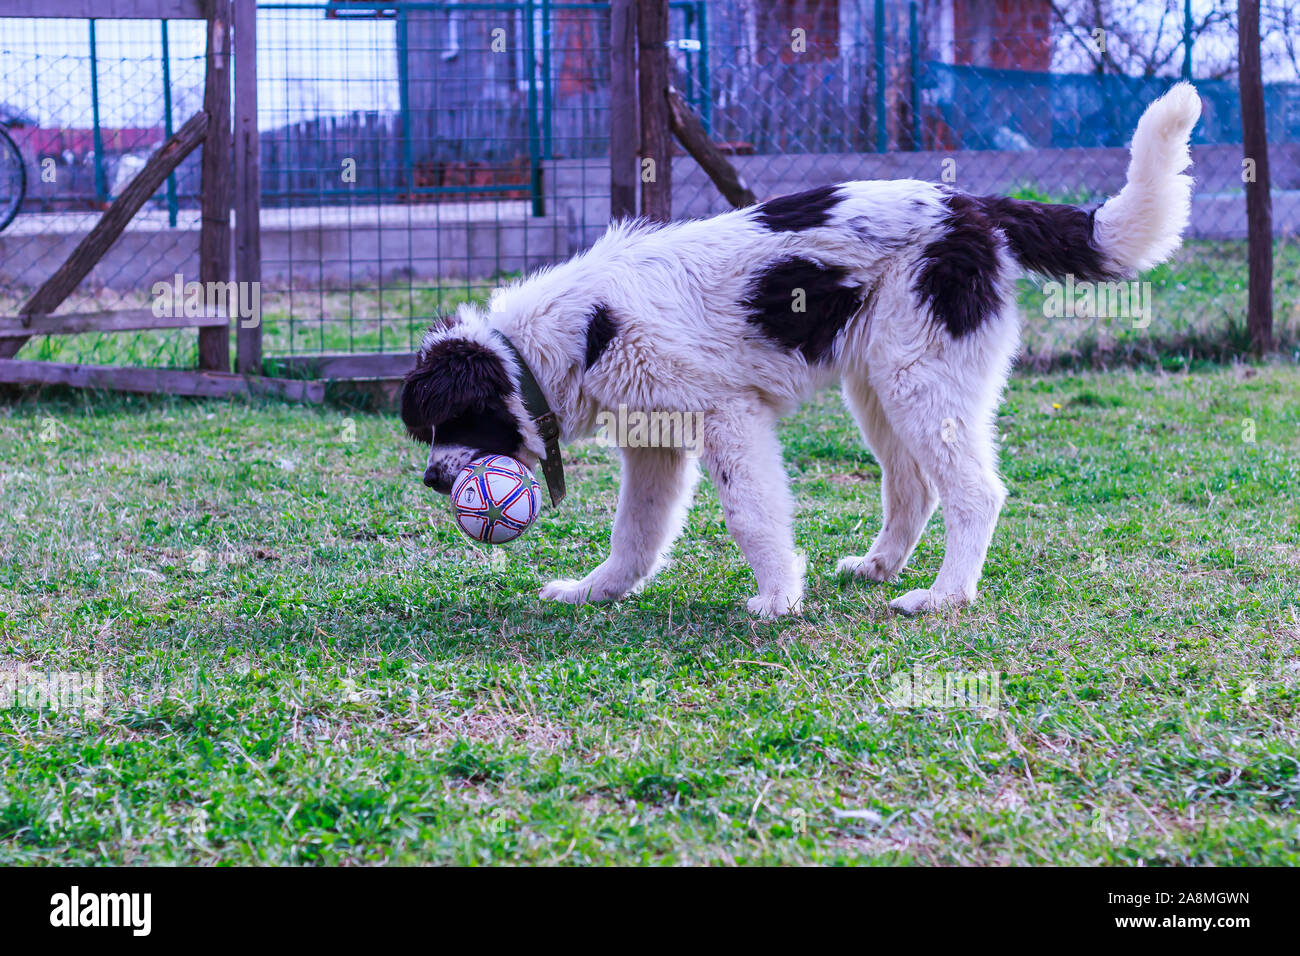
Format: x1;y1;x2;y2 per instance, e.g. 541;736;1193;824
0;2;1296;374
0;15;208;369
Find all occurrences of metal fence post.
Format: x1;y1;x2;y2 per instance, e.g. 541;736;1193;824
161;19;178;227
909;0;920;151
874;0;887;153
88;19;106;204
542;0;552;159
396;6;413;193
1182;0;1193;80
524;0;545;216
696;0;710;136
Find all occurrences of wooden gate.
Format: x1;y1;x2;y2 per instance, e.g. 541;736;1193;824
0;0;317;401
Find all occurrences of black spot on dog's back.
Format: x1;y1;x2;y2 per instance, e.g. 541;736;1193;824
754;184;842;232
975;195;1115;282
584;304;618;370
744;257;864;363
914;192;1003;338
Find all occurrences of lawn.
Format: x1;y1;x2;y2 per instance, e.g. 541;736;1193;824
1;363;1298;864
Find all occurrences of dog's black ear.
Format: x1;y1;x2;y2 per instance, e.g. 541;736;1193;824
400;339;512;441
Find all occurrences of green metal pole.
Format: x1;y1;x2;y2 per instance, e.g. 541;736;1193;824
909;1;921;150
161;19;178;226
541;0;552;158
697;0;710;135
89;19;107;204
524;0;545;216
396;8;413;191
683;5;696;108
874;0;887;153
1181;0;1193;80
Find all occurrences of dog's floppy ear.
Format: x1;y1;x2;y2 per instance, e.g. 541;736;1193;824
400;339;513;441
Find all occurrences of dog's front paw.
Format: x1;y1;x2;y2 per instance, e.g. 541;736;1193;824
540;578;597;605
888;587;970;616
539;574;630;606
746;592;804;619
837;553;899;582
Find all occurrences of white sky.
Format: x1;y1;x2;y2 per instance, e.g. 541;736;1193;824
0;6;399;127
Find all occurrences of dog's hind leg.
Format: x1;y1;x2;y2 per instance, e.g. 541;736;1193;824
540;444;697;606
836;374;938;583
867;342;1010;616
702;400;804;619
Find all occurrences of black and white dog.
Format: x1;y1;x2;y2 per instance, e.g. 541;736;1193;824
401;83;1201;618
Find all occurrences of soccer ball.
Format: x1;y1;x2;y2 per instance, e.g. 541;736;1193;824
450;454;541;544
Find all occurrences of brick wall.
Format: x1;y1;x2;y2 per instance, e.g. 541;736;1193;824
953;0;1053;71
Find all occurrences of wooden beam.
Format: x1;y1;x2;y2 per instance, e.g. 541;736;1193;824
198;0;233;372
233;0;263;375
667;87;757;209
0;360;325;403
272;352;417;381
0;309;226;338
1238;0;1274;354
0;111;208;360
609;0;638;220
0;0;205;18
636;0;672;222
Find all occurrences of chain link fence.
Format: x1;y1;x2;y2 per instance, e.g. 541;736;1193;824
1;2;1296;373
0;16;208;369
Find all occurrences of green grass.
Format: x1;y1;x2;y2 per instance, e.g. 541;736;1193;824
3;242;1296;371
2;365;1299;864
1018;239;1300;364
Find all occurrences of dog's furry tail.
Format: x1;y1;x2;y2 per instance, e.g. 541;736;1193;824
978;82;1200;282
1093;81;1202;272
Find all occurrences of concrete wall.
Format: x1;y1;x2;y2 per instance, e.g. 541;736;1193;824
549;143;1300;247
0;214;571;292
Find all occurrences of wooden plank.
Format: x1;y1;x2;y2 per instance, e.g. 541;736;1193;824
0;308;226;338
0;360;325;403
667;87;757;209
273;352;417;381
198;0;233;372
636;0;671;222
233;0;263;375
0;0;204;18
1238;0;1274;354
0;111;208;360
609;0;638;220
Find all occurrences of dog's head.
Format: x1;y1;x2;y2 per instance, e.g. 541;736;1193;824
400;310;539;494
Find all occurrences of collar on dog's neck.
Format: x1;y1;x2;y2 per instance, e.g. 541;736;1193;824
492;330;566;507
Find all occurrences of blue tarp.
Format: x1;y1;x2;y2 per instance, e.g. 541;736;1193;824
923;62;1299;149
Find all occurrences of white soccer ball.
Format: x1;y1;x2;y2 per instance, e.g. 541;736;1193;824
450;454;541;545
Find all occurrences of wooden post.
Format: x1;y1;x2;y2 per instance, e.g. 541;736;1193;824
637;0;671;222
199;0;233;371
233;0;262;374
610;0;638;220
667;87;756;208
0;112;209;359
1238;0;1274;354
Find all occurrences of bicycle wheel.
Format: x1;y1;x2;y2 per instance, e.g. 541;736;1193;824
0;126;26;232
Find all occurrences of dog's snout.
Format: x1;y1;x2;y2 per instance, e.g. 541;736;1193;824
423;467;453;494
